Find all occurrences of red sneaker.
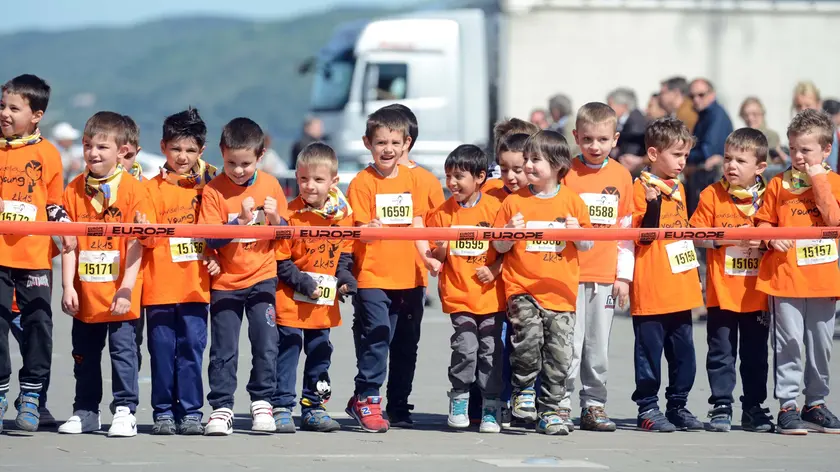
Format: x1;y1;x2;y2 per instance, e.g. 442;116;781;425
345;395;389;433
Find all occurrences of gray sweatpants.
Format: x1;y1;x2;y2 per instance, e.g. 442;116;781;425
770;296;836;408
561;282;614;409
448;312;504;398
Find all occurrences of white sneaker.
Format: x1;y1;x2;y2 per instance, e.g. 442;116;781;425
107;406;137;437
480;399;502;433
58;410;101;434
250;400;276;433
447;390;470;429
204;407;234;436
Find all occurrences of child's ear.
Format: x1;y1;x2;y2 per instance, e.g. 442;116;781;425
572;129;579;145
31;110;44;126
823;142;833;160
403;136;412;151
257;148;266;161
612;132;620;147
478;170;487;185
363;135;372;150
647;146;659;163
199;145;206;157
331;174;340;188
159;140;167;155
756;161;768;175
117;144;130;160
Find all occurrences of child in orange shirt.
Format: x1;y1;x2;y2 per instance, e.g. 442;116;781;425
271;143;356;434
345;107;436;433
0;74;65;433
142;108;218;436
562;103;634;431
427;144;505;433
631;117;704;432
492;130;593;435
483;118;539;192
59;111;155;438
198;117;287;436
121;115;144;181
753;109;840;435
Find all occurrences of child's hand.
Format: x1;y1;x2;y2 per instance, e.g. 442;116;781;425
309;287;321;300
264;196;281;225
61;235;77;253
642;182;660;202
0;199;4;214
505;212;525;229
339;284;351;295
770;239;793;252
134;211;148;224
424;256;442;276
360;219;382;243
612;279;630;309
475;266;497;285
239;197;256;225
62;288;79;316
203;254;221;276
565;214;580;229
805;162;827;178
110;287;132;316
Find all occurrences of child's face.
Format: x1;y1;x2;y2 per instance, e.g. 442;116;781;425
649;141;690;179
574;121;619;165
499;151;528;192
723;145;766;188
83;133;127;178
119;143;141;169
445;167;484;203
161;137;204;175
789;131;830;172
0;91;41;138
363;127;407;175
740;102;764;129
222;147;261;185
523;151;557;188
297;163;338;208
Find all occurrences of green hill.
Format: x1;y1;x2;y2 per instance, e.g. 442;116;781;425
0;9;384;164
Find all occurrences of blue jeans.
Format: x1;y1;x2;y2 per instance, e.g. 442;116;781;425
272;326;332;413
71;318;139;413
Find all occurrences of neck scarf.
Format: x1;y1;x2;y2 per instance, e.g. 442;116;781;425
296;187;352;221
640;170;682;202
0;129;41;149
126;161;144;181
161;159;218;190
782;163;832;195
721;175;767;217
85;165;124;215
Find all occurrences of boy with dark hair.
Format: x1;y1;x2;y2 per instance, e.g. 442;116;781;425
121;115;144;180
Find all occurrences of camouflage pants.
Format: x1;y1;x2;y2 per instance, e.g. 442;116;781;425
507;294;575;413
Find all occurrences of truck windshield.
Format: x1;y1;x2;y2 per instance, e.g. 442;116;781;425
309;52;355;112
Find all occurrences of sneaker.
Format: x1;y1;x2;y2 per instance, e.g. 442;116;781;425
707;404;732;432
558;408;575;432
345;395;389;433
204;407;234;436
387;403;415;429
801;404;840;434
501;404;512;428
536;411;570;435
107;406;137;437
178;416;204;435
58;410;101;434
512;388;537;422
272;407;296;434
301;408;341;432
580;406;616;432
741;405;775;433
666;407;704;431
15;392;40;432
0;396;7;434
777;406;808;435
251;400;276;433
637;408;677;432
152;415;176;435
447;391;470;429
39;407;57;428
479;399;502;434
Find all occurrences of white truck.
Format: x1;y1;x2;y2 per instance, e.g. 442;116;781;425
304;0;840;177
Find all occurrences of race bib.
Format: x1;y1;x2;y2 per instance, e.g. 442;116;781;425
227;210;266;243
580;193;618;225
796;239;838;266
375;193;413;225
293;272;338;306
724;246;760;277
449;225;489;257
665;240;699;274
79;250;120;283
1;200;37;222
524;221;566;253
170;237;206;263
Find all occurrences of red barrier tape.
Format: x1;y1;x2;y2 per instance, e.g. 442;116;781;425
2;221;840;242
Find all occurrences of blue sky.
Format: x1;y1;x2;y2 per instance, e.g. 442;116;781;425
0;0;419;32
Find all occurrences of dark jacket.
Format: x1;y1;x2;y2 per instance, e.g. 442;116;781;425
688;101;733;165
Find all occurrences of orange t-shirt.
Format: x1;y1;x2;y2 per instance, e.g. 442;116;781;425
197;171;287;291
630;179;703;315
427;194;505;315
753;173;840;298
274;197;354;329
563;159;633;284
0;140;64;270
486;185;513;204
493;186;592;312
482;179;504;192
347;165;429;290
64;172;155;324
141;175;211;306
408;163;445;288
689;182;768;313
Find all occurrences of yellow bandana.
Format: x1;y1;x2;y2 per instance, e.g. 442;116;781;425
126;161;144;181
782;163;832;195
721;175;767;217
296;187;353;221
85;165;124;216
640;170;682;202
161;159;218;190
0;129;41;149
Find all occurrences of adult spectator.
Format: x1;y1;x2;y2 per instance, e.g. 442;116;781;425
685;78;733;215
792;81;838;170
607;87;647;176
52;122;83;184
739;97;786;166
646;93;667;121
290;116;324;169
529;109;550;129
658;76;698;132
548;94;578;155
824;99;840;129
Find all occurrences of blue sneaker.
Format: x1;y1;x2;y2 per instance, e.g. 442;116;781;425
707;404;732;432
536;411;570;435
15;392;40;432
301;408;340;432
272;407;296;434
0;396;7;434
512;388;537;422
